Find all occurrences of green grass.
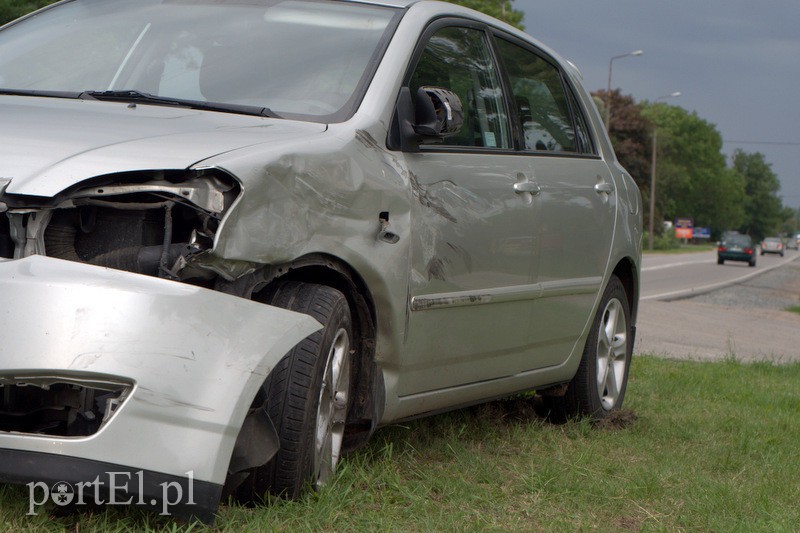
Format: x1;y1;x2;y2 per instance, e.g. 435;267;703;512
2;356;800;531
787;305;800;315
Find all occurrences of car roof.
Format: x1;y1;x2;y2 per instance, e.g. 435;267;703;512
346;0;417;7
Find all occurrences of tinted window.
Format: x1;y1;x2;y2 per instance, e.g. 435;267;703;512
495;38;591;154
410;27;510;149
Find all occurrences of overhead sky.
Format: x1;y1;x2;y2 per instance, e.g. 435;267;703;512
515;0;800;208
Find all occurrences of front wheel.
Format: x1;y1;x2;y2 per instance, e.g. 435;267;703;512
237;282;353;501
538;275;632;422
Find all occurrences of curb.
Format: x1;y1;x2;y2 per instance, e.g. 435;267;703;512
641;253;800;302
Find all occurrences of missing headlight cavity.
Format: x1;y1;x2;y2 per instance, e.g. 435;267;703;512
0;376;131;437
1;169;240;281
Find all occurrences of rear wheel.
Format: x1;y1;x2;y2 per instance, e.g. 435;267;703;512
238;281;353;501
749;257;756;267
717;257;724;265
538;275;632;422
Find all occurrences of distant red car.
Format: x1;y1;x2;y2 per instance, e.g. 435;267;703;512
760;237;785;256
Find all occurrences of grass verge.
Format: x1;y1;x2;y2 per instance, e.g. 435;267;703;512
2;356;799;531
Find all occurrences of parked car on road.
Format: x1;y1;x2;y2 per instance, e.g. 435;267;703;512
788;233;800;250
760;237;785;256
718;234;757;266
0;0;642;522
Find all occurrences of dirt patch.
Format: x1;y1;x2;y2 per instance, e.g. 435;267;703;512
595;408;638;430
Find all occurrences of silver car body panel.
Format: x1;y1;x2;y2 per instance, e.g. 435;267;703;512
0;95;326;197
0;255;321;485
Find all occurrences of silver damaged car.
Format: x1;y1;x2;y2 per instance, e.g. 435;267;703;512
0;0;642;522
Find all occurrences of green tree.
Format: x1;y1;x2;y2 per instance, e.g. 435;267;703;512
0;0;56;26
731;150;785;240
779;206;799;238
445;0;525;29
592;89;650;191
643;103;746;238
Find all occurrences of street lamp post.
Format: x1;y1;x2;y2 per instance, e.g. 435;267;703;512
649;91;682;251
605;50;643;130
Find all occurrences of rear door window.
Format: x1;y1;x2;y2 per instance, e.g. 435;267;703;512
494;37;593;154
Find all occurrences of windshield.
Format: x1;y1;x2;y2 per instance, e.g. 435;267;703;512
0;0;400;121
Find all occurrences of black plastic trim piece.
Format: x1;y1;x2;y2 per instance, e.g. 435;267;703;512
0;448;222;524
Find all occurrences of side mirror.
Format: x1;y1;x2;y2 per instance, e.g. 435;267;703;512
413;86;463;137
387;86;464;152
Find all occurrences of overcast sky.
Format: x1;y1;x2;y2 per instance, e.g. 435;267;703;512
515;0;800;209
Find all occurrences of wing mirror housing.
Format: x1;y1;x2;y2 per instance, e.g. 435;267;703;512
413;86;463;137
388;86;463;152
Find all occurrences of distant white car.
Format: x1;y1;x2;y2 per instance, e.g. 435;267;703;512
760;237;784;256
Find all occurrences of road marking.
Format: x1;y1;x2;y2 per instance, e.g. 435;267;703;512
642;260;708;272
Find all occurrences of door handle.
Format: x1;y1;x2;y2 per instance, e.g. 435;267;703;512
514;181;541;195
594;182;613;194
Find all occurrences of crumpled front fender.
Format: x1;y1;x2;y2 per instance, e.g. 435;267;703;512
0;256;321;486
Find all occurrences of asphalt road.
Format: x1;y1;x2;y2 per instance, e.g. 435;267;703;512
634;248;800;363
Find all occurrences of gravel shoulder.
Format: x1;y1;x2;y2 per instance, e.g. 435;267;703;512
635;262;800;363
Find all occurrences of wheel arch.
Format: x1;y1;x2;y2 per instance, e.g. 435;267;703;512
610;256;639;325
250;253;384;454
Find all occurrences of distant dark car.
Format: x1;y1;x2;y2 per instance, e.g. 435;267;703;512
760;237;784;256
718;234;756;266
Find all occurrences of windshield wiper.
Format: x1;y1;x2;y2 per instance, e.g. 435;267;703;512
0;88;84;99
81;90;280;118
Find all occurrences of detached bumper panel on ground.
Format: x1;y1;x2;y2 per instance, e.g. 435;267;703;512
0;256;321;517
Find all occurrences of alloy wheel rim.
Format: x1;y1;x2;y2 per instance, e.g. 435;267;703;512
314;327;350;488
595;298;627;410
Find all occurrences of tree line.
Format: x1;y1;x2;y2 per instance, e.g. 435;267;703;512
597;89;795;242
2;1;795;242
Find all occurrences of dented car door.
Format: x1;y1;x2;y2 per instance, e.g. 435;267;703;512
397;24;541;399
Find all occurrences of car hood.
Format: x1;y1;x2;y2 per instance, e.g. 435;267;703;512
0;95;327;197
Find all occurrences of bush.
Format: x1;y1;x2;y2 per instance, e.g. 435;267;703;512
644;227;681;251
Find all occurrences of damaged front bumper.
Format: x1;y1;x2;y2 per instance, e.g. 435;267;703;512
0;255;321;521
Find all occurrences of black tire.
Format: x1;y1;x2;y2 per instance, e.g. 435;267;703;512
237;281;353;501
538;275;632;423
749;258;756;267
717;257;724;265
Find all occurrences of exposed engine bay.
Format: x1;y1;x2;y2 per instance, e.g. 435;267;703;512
0;170;239;284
